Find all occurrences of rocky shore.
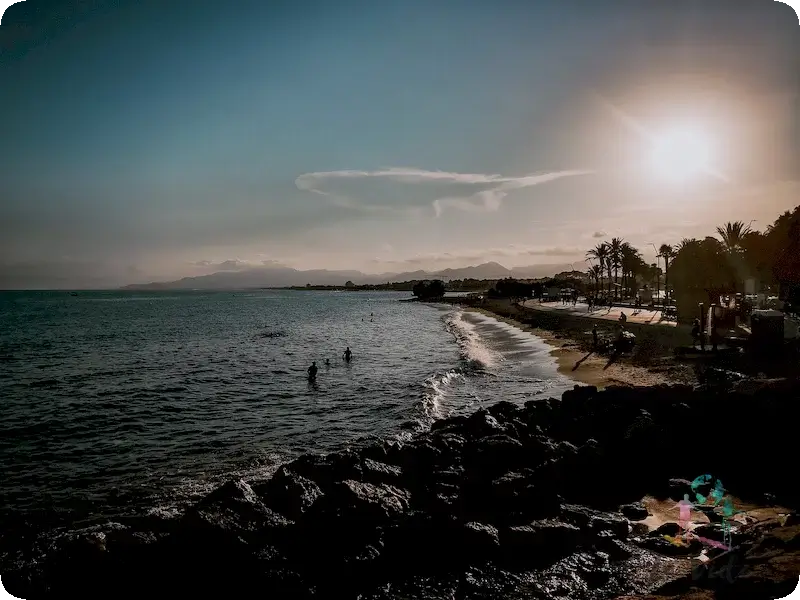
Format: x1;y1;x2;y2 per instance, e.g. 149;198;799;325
4;380;800;599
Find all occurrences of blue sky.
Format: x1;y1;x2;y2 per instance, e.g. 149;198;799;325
1;0;798;287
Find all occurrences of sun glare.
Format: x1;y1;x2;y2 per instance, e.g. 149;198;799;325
650;127;714;182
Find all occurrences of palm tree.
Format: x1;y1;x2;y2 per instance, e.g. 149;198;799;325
586;243;609;295
620;242;640;298
659;243;676;303
716;221;752;253
589;264;603;294
717;221;755;292
609;237;624;300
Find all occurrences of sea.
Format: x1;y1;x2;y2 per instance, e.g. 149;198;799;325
0;289;573;559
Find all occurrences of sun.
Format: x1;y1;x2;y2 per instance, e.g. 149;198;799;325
650;127;714;182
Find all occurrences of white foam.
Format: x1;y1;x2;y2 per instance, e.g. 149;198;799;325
460;309;575;390
421;368;465;421
465;310;558;358
445;310;500;369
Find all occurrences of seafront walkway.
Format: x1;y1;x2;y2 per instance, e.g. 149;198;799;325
518;299;680;328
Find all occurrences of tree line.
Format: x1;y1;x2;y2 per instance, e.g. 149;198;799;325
584;204;800;308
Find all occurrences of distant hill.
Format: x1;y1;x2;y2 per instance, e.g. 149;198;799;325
120;261;574;290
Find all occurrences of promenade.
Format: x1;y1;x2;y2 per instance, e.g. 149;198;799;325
519;299;680;328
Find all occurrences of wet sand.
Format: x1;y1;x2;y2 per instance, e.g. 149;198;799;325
465;304;690;388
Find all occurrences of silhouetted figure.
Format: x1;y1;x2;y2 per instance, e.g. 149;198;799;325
691;319;700;348
343;347;352;362
592;324;598;348
307;361;318;381
325;359;330;367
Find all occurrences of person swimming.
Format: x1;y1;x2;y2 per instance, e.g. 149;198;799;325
342;347;352;362
307;361;318;380
324;358;330;367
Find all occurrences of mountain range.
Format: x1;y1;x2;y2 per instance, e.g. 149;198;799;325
120;262;576;290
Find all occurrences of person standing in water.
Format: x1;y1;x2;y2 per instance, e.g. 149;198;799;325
343;347;352;362
307;361;318;380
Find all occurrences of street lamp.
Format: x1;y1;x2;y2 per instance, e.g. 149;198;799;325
647;243;661;305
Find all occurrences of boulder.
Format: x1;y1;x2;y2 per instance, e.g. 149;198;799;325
620;502;650;521
501;519;583;566
463;409;512;439
652;522;682;537
638;534;703;556
319;480;411;522
460;521;501;560
254;467;323;520
361;458;404;485
185;479;293;537
593;532;633;560
288;451;363;490
464;434;527;479
486;399;521;418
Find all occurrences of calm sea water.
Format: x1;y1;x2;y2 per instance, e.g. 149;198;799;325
0;290;571;543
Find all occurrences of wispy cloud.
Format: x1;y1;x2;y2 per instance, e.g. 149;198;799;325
189;258;285;272
371;245;584;266
295;167;594;216
592;231;607;238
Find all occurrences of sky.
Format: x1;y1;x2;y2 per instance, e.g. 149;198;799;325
1;0;798;288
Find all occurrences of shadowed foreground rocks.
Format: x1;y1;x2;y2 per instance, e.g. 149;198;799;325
3;380;800;599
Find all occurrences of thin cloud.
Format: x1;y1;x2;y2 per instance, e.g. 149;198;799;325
295;167;594;216
189;259;286;271
592;231;607;238
371;245;584;266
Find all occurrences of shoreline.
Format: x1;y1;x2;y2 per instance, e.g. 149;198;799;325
462;300;696;389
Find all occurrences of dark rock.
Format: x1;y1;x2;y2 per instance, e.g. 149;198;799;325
318;480;410;522
463;409;511;439
593;532;633;560
589;513;630;540
466;434;527;478
10;379;800;598
361;458;403;485
288;450;363;490
460;521;501;560
638;534;703;556
653;522;681;537
254;466;323;520
186;479;292;537
428;431;468;456
430;414;469;434
486;400;522;424
501;519;583;565
694;504;727;524
620;502;650;521
398;440;444;477
561;385;598;413
462;470;562;525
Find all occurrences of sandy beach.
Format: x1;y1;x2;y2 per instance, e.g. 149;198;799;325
465;302;697;389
